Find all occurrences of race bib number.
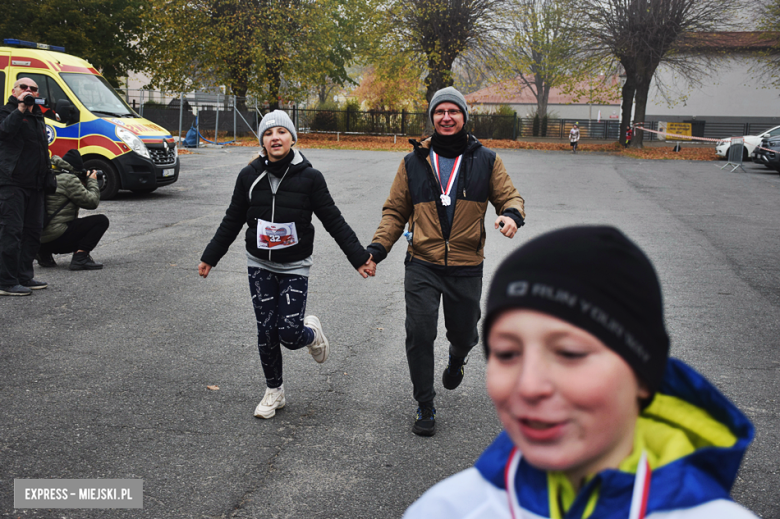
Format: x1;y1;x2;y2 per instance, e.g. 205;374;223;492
257;220;299;250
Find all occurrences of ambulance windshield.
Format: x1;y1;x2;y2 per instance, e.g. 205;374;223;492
60;73;136;118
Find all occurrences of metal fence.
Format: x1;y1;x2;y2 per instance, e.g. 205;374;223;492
697;122;779;140
517;119;626;140
123;90;263;145
120;89;777;145
293;109;517;140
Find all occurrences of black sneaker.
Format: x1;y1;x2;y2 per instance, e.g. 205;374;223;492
0;284;32;296
35;252;57;268
22;279;48;290
412;403;436;437
442;354;467;390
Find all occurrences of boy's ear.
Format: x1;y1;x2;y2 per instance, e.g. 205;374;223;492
638;379;651;400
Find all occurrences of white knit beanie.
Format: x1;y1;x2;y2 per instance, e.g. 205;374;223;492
259;110;297;143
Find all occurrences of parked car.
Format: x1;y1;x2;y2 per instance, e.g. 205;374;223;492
716;125;780;161
752;137;780;173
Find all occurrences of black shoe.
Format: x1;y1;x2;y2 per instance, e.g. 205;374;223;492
412;403;436;437
22;279;48;290
442;354;467;390
35;252;57;268
69;252;103;271
0;284;32;296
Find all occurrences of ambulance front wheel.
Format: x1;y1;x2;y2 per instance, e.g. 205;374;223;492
85;158;119;200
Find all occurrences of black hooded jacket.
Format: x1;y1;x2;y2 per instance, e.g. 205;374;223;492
201;149;370;269
0;96;50;189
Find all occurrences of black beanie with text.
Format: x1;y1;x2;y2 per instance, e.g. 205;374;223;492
484;225;670;394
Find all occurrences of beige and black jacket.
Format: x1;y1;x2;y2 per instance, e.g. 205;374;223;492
367;135;525;276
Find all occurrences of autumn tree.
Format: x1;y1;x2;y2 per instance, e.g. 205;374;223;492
385;0;503;103
577;0;737;148
488;0;590;118
756;0;780;86
0;0;145;87
353;64;426;111
141;0;376;110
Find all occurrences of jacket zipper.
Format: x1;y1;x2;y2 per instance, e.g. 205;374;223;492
269;193;276;261
264;165;291;261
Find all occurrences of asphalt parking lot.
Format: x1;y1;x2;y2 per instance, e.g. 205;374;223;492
1;146;779;518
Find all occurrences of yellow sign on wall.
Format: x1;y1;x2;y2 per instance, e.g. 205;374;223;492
666;122;692;141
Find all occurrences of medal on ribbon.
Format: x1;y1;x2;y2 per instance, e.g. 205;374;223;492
432;151;461;207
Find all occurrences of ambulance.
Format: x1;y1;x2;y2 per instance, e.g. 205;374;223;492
1;39;179;199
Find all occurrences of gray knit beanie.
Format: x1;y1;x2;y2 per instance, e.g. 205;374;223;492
428;87;469;125
259;110;297;143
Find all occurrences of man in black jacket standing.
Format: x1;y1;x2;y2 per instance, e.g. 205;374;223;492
0;77;50;295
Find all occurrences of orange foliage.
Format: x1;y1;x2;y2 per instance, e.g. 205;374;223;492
352;66;424;112
222;134;719;161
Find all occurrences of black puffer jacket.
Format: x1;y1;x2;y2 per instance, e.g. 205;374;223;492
201;149;370;269
0;96;50;189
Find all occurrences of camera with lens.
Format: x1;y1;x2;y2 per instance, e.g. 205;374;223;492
23;95;46;107
77;169;105;183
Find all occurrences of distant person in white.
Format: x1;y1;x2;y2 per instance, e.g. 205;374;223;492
569;123;580;153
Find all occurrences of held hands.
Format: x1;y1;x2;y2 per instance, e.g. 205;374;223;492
87;170;98;180
495;216;518;239
357;254;376;279
198;261;212;278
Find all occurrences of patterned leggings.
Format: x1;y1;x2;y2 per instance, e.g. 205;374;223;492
248;267;315;388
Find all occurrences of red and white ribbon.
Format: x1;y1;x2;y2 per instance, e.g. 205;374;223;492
628;450;652;519
633;125;776;153
503;447;652;519
504;447;524;519
431;150;461;206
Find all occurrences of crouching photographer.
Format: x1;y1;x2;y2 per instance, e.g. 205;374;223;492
36;149;109;270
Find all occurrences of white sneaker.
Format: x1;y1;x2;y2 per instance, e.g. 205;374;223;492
304;315;329;363
254;385;285;419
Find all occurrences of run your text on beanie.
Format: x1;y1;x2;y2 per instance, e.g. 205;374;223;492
484;225;670;394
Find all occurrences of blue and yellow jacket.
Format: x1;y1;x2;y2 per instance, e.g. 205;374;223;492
404;358;757;519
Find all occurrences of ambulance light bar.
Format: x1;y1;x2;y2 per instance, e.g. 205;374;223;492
3;39;66;53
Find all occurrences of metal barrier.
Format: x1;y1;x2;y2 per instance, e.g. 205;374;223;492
722;137;745;172
119;89;780;145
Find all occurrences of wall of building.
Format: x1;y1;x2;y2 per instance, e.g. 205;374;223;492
646;55;780;124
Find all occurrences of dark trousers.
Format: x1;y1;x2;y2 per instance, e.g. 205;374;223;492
40;214;109;254
404;262;482;405
248;266;314;389
0;186;44;286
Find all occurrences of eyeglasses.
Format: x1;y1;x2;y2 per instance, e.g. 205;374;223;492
17;84;39;93
433;109;462;117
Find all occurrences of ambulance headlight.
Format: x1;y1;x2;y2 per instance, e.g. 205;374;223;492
116;127;150;159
